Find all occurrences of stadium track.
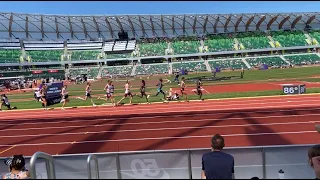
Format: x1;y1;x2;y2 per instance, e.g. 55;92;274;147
0;94;319;157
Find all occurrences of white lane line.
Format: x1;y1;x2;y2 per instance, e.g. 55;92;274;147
0;101;320;127
1;97;320;120
0;130;317;147
0;120;317;139
1;94;320;118
1;113;320;133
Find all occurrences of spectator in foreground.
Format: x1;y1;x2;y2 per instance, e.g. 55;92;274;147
308;144;320;179
201;134;235;179
2;155;30;179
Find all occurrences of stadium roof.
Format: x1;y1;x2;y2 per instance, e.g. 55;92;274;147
0;12;319;40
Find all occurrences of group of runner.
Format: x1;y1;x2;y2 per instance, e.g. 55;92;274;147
74;77;205;108
0;76;205;111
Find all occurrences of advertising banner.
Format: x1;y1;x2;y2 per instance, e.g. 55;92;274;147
45;82;63;106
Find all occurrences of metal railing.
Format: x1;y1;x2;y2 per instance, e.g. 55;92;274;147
29;152;56;179
87;154;100;179
1;144;314;179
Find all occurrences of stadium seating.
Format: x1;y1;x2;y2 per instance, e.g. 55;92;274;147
139;41;167;57
204;34;235;52
283;53;320;65
172;61;207;72
69;67;99;79
106;53;131;59
245;56;288;67
208;59;246;70
0;49;21;63
135;63;169;75
270;30;307;47
27;50;63;62
236;32;271;49
171;39;200;54
69;50;101;61
308;30;320;43
101;65;133;76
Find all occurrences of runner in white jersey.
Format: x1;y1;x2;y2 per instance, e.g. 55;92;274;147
60;85;69;110
117;80;133;105
98;80;116;106
76;82;96;107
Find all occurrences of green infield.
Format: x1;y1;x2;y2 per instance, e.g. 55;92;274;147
3;66;320;110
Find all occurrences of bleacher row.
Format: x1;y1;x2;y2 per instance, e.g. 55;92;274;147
1;30;320;63
68;53;320;78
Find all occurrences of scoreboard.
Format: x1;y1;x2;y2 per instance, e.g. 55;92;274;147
282;84;306;95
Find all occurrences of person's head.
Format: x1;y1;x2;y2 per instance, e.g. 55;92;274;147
308;144;320;178
182;77;185;81
87;82;91;86
251;177;259;180
10;155;26;171
159;78;163;82
211;134;225;151
142;80;145;85
126;80;129;84
63;85;67;89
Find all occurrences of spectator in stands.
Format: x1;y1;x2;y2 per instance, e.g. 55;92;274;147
2;155;30;179
201;134;235;179
308;144;320;179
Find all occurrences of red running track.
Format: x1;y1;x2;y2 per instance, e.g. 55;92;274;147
0;94;320;157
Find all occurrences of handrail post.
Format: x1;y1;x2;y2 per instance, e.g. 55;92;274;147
262;147;266;179
30;152;56;179
87;154;100;179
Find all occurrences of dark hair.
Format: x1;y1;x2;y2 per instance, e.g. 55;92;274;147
159;78;163;82
308;144;320;167
211;134;225;150
181;77;185;80
11;155;25;171
251;177;260;179
142;80;145;84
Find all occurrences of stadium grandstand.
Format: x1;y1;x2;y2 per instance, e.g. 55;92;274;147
0;12;319;78
0;11;320;179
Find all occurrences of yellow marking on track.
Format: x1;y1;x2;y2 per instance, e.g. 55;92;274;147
0;145;16;155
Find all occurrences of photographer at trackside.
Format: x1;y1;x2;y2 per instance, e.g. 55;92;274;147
201;134;235;179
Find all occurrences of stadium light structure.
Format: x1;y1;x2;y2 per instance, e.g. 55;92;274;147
0;12;319;40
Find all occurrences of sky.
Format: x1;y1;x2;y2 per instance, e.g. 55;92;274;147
0;1;319;15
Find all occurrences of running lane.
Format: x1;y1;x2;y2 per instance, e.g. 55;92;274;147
0;94;319;157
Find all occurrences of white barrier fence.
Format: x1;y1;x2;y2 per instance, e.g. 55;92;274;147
0;144;316;179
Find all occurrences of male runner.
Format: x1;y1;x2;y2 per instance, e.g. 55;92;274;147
135;80;150;104
117;80;133;105
0;94;17;111
192;78;204;101
76;82;96;107
180;77;188;102
98;80;116;106
60;85;69;110
155;78;166;100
